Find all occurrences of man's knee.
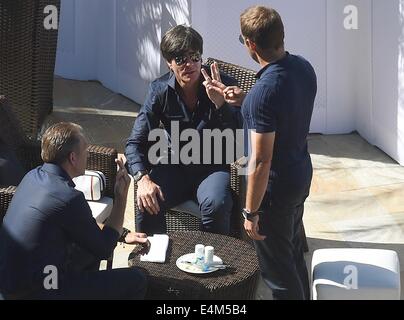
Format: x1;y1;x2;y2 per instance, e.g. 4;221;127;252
199;194;233;235
199;193;233;215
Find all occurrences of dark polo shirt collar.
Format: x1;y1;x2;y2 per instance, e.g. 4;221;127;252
256;51;290;79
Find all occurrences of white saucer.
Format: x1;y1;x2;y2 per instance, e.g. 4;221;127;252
176;253;223;274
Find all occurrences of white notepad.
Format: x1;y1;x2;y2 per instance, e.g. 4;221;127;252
140;234;169;263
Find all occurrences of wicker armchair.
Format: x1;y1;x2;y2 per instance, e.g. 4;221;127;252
0;0;60;140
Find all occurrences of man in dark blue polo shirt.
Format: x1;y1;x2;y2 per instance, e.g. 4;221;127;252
125;25;241;235
0;122;148;299
241;6;316;300
212;7;316;299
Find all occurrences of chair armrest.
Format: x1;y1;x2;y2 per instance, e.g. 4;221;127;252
230;158;249;239
86;145;117;199
0;186;17;226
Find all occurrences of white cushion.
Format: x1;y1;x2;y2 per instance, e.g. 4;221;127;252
171;200;201;218
312;248;401;300
88;196;113;223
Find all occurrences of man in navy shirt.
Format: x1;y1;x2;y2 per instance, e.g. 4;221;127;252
125;25;241;235
0;122;148;299
212;6;317;299
241;6;316;300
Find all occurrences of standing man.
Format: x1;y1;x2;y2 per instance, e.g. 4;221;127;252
231;6;317;299
0;122;148;299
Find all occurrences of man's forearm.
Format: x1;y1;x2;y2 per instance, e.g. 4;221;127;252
104;196;127;236
245;158;271;212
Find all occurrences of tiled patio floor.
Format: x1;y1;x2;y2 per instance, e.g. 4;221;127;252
52;77;404;300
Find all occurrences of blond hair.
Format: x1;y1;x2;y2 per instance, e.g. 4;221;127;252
240;6;284;51
41;122;84;165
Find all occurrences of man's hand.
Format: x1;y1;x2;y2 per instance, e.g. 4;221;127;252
201;63;226;108
124;232;151;255
201;62;245;107
223;86;246;106
136;175;165;215
114;157;131;201
244;215;266;241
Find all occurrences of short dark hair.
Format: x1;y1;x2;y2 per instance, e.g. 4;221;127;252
160;25;203;62
41;122;84;165
240;6;284;50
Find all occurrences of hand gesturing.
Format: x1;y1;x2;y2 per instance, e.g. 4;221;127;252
201;62;226;109
201;62;246;107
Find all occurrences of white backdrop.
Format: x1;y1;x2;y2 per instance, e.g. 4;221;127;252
55;0;404;165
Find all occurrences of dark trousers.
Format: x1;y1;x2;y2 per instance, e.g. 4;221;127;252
2;245;147;300
254;166;312;300
29;267;147;300
136;164;233;235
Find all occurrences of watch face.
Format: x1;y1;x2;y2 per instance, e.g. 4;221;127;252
242;209;250;220
242;209;259;221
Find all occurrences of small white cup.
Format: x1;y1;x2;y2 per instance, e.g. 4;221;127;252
195;244;205;260
204;246;214;266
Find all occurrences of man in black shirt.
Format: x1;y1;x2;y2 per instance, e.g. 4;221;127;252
239;6;317;300
210;6;317;299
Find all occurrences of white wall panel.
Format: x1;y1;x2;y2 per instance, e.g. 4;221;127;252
354;1;373;144
192;0;327;133
55;0;98;79
372;0;404;164
56;0;190;104
327;0;372;135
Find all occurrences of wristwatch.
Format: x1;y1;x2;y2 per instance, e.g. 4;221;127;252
241;208;261;221
133;170;148;183
118;227;131;243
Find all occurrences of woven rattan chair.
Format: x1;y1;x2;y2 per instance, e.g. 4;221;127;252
0;0;60;140
0;96;118;268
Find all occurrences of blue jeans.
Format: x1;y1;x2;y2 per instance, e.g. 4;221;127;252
136;164;233;235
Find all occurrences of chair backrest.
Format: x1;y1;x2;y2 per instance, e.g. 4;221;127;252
0;96;29;149
205;57;257;93
0;0;60;139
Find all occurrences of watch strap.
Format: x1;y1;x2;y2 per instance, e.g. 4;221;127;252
118;227;131;243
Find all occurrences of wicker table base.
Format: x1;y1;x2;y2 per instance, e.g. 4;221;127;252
128;231;259;300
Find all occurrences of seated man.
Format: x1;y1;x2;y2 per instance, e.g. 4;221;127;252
0;122;148;300
125;25;242;236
